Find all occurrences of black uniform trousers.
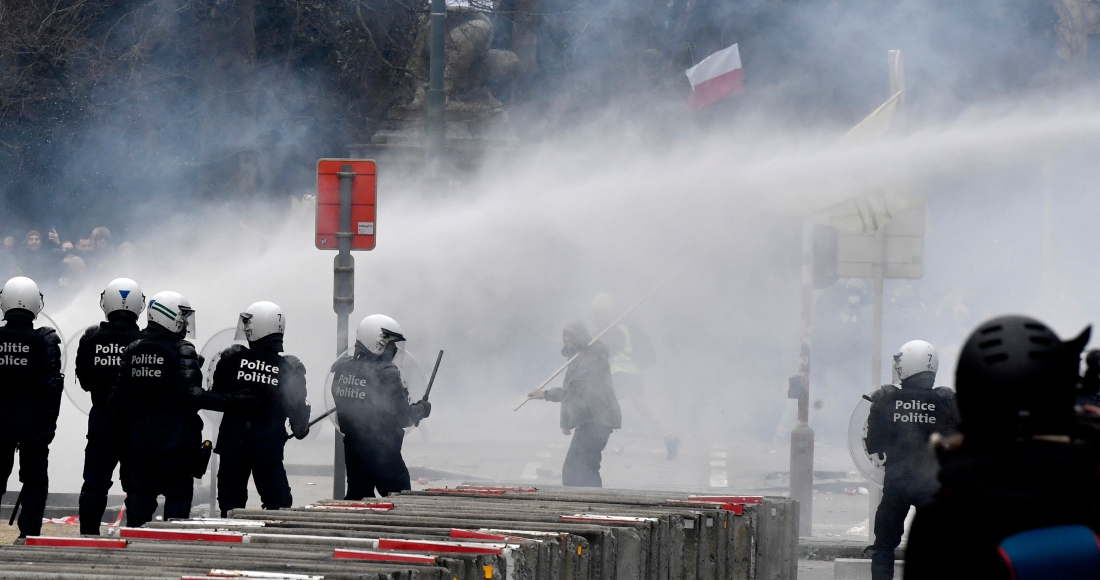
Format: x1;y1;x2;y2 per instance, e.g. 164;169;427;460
0;435;49;537
562;423;614;488
872;476;938;580
217;447;292;517
79;407;126;535
343;429;410;499
125;447;195;528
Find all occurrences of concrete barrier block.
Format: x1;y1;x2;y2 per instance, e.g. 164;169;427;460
833;558;903;580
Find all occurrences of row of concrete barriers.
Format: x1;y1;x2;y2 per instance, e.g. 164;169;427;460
0;486;798;579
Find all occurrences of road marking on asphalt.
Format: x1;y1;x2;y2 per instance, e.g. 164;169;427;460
709;447;729;488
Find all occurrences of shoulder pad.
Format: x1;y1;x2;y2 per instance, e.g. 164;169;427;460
219;344;247;358
378;363;402;383
36;327;60;346
82;324;101;338
934;386;956;399
178;341;204;368
178;341;198;358
870;384;899;401
284;354;307;375
330;353;353;373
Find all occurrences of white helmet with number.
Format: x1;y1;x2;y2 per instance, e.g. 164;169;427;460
0;277;43;318
147;291;196;338
100;278;145;317
235;301;285;342
356;314;405;355
893;340;938;381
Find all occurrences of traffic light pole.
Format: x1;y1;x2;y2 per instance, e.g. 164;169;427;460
332;164;356;500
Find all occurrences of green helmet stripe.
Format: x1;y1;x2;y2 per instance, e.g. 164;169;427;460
150;302;177;320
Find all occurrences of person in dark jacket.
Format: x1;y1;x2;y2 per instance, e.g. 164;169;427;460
76;278;144;535
528;320;621;487
16;231;56;286
0;277;63;538
213;301;310;516
905;315;1097;580
110;290;247;528
864;340;959;580
330;314;430;499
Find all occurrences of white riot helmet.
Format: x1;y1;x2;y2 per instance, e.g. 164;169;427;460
356;314;405;355
147;291;196;338
100;278;145;317
235;301;285;342
893;340;938;382
0;277;43;318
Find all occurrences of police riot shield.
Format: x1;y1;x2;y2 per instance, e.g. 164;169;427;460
323;345;430;434
199;327;242;427
62;328;90;415
848;390;886;487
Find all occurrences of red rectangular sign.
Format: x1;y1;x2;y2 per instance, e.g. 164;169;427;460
316;159;377;251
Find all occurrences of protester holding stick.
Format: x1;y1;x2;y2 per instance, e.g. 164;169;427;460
528;321;621;487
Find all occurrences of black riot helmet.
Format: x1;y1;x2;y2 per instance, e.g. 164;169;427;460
955;315;1090;444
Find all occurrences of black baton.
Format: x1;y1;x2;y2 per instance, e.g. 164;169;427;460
419;350;444;404
287;408;338;440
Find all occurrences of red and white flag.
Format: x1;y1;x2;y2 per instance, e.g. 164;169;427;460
685;44;744;111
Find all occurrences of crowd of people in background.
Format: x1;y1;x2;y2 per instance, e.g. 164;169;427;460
0;226;135;299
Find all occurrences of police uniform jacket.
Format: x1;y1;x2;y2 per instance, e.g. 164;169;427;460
75;314;141;437
865;373;959;487
0;313;63;443
110;322;219;454
212;336;309;459
330;347;417;440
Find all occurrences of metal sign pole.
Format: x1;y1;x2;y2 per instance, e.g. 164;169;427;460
790;218;815;537
427;0;446;163
332;164;356;500
209;432;218;516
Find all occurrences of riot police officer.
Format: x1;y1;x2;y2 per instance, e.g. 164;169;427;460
111;291;242;527
212;301;310;516
906;317;1098;579
76;278;144;535
0;277;63;539
864;340;959;580
331;314;430;499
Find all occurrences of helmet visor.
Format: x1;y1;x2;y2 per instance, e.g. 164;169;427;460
180;305;197;339
234;312;251;342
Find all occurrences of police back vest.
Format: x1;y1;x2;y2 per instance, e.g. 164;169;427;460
0;323;52;406
866;384;958;472
213;345;303;422
116;333;206;452
122;338;181;411
76;321;141;407
330;354;410;434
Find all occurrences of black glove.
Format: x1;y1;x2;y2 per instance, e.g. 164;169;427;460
292;423;310;440
411;400;431;424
